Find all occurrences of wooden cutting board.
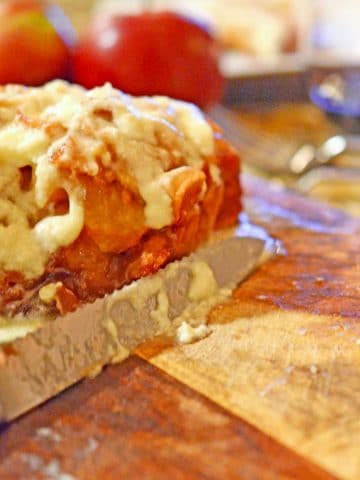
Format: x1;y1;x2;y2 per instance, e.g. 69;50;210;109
0;175;359;480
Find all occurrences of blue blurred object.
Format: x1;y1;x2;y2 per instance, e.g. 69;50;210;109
309;73;360;132
45;3;77;48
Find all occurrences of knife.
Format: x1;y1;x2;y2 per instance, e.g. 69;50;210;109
0;229;275;422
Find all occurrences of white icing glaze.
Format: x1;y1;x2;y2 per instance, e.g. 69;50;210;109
0;80;214;277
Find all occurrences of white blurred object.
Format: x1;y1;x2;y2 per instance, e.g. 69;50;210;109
189;1;289;57
313;0;360;63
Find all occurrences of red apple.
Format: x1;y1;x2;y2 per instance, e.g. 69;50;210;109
0;0;74;85
72;11;224;108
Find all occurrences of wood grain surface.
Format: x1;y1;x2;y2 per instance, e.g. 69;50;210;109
0;175;359;479
0;357;335;480
139;176;360;480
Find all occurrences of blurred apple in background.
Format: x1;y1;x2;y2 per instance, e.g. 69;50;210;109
0;0;75;85
72;10;224;109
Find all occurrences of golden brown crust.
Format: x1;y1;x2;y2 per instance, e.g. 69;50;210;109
0;81;241;316
0;131;241;316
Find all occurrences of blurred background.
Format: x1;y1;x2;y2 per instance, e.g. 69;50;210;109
57;0;360;61
2;0;360;215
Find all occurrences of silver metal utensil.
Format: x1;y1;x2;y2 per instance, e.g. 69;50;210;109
211;105;360;176
290;135;360;174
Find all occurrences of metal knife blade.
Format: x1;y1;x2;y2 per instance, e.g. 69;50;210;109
0;230;274;422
